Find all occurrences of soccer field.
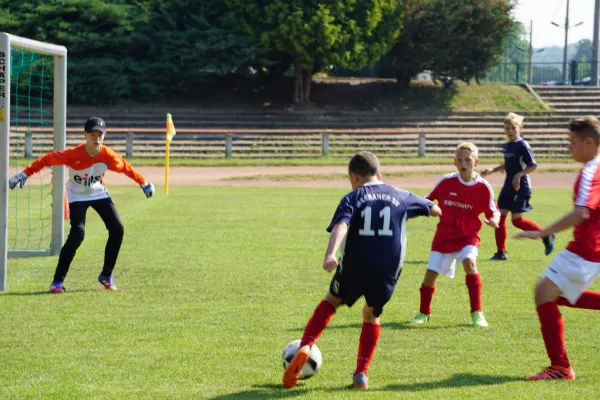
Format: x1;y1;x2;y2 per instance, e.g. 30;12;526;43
1;186;599;399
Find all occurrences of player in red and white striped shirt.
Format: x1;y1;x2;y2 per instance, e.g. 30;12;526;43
410;142;500;327
516;116;600;381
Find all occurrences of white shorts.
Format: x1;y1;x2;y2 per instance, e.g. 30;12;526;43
427;245;478;279
542;249;600;304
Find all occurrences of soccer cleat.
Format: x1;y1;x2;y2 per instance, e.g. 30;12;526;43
49;281;65;293
282;344;310;388
543;233;556;256
528;365;576;381
489;251;508;261
410;312;431;324
353;372;369;389
98;275;117;291
471;311;489;327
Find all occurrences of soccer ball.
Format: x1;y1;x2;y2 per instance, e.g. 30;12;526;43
282;340;323;379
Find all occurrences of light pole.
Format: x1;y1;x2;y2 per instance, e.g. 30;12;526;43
593;0;600;86
551;0;584;83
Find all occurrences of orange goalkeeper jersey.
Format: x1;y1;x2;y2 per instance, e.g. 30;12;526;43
24;144;147;203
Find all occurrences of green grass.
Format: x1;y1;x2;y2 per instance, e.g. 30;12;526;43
120;156;576;167
312;79;549;112
2;186;600;399
445;83;549;112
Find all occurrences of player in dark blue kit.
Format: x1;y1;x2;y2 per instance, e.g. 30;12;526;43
481;112;555;260
282;151;441;390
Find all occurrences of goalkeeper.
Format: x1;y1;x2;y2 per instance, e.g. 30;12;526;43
9;117;155;293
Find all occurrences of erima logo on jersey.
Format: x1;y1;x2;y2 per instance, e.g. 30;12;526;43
449;192;457;196
443;200;473;210
73;174;102;186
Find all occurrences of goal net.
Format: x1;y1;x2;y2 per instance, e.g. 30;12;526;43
0;33;67;291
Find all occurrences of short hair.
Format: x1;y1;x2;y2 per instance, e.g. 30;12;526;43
504;112;524;127
348;151;380;177
455;142;479;158
569;116;600;145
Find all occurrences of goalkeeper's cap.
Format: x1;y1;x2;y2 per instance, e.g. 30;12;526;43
84;117;107;134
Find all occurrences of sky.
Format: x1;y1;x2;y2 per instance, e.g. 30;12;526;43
513;0;596;48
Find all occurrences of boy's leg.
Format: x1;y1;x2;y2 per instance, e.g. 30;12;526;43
512;203;555;256
283;293;340;388
492;210;509;258
461;247;487;327
300;293;340;348
91;198;124;278
492;186;510;259
534;278;571;370
354;304;380;389
53;201;89;283
463;258;482;313
419;269;438;315
557;290;600;310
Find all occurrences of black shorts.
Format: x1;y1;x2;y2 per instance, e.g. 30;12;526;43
497;187;534;213
328;263;398;317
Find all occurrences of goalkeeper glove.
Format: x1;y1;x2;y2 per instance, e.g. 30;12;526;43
9;172;28;189
141;182;155;198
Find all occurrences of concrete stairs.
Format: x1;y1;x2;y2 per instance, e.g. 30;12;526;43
532;86;600;115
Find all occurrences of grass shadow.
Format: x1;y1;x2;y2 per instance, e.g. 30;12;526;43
1;288;98;296
380;373;523;391
383;321;475;330
208;384;309;399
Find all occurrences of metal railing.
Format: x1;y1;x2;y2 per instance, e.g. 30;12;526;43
10;128;571;159
486;61;599;86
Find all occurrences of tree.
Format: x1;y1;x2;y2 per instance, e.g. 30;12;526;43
5;0;140;104
392;0;514;88
128;0;273;100
225;0;404;103
573;39;593;62
486;21;529;83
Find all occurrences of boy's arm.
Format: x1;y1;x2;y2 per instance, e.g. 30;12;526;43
481;163;505;177
514;206;589;240
108;151;154;198
430;204;442;217
109;154;147;186
512;165;537;191
323;222;348;272
24;149;70;176
10;150;70;189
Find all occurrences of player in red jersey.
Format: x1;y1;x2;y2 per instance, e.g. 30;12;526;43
410;142;500;327
515;116;600;381
9;117;155;293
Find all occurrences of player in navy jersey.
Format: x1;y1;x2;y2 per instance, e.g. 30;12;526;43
481;112;555;260
282;151;441;390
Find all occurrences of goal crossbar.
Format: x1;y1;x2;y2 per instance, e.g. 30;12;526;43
0;33;67;291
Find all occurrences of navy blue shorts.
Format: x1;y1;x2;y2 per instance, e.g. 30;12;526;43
328;263;398;317
497;187;534;213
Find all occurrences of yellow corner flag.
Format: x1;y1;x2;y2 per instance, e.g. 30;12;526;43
165;113;176;195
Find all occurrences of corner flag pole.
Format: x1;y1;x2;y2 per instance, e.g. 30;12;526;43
165;113;176;195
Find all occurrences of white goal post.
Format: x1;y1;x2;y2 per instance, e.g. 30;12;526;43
0;33;67;292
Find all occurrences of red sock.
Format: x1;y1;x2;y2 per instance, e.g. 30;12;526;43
512;217;543;232
557;290;600;310
536;302;570;368
419;284;435;315
495;215;507;252
300;300;336;347
355;322;380;376
466;273;482;312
